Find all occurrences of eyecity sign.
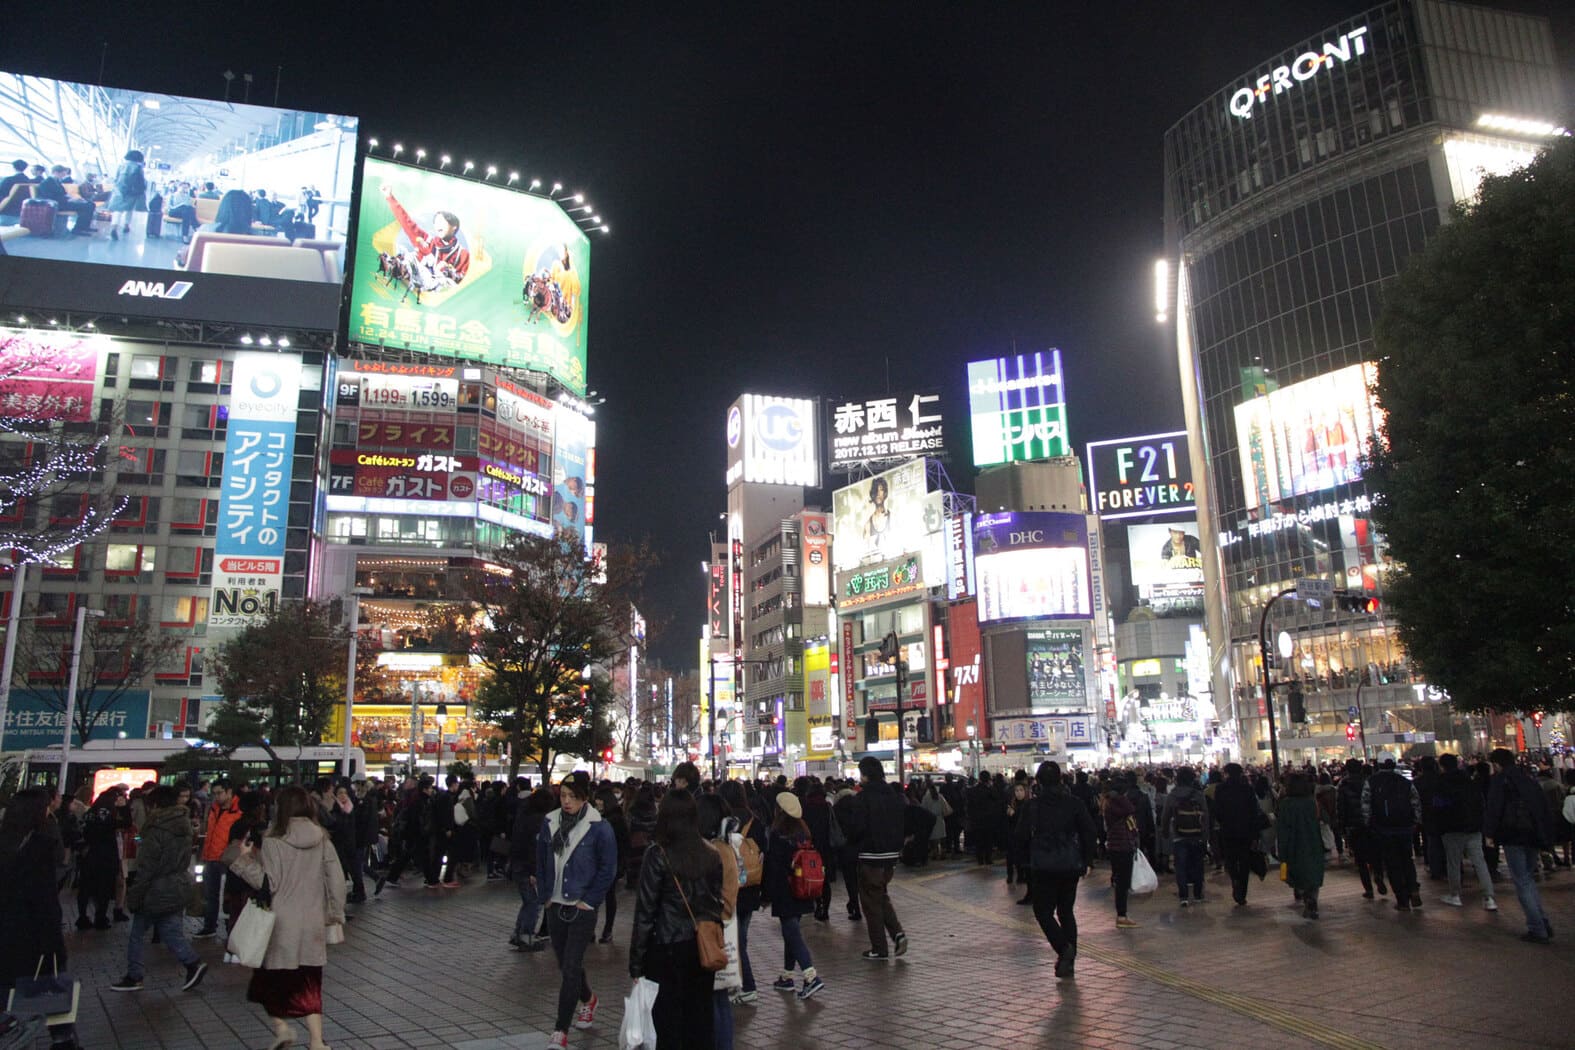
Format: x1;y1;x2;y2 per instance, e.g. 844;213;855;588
1227;26;1369;119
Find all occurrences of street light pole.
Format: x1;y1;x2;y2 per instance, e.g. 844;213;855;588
0;559;25;751
434;701;448;779
341;586;372;779
1257;585;1299;782
61;605;105;792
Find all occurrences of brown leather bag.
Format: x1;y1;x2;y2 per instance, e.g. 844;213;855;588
664;848;726;972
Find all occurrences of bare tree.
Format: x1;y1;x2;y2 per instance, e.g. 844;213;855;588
10;613;180;746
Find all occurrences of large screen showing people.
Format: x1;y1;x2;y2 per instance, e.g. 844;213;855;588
348;158;591;396
0;71;357;327
1233;363;1383;511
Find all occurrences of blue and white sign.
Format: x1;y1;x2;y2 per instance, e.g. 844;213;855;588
210;352;302;630
1;688;151;749
725;394;820;488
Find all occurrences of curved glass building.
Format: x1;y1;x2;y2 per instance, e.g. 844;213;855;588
1163;0;1567;760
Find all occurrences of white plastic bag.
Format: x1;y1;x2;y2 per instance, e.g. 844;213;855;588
1130;850;1159;895
713;914;742;991
621;977;660;1050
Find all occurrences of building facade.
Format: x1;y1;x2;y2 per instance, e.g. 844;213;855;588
1164;0;1567;759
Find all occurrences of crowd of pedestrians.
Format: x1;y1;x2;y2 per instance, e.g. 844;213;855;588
0;745;1569;1049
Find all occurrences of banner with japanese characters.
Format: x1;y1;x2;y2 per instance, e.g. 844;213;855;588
826;391;945;473
210;352;301;630
0;328;100;422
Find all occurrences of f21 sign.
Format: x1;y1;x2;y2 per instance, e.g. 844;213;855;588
1085;431;1196;521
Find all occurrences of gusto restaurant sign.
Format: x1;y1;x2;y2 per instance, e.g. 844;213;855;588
1228;26;1369;119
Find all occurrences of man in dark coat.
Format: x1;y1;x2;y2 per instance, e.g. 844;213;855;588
111;787;206;992
1212;763;1261;906
1484;749;1556;943
966;775;998;865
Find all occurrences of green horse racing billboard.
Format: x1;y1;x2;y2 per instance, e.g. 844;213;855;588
349;156;590;394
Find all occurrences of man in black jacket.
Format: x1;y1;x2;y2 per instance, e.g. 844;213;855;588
1027;762;1097;978
966;775;998;866
1436;753;1495;911
1484;749;1555;943
1213;763;1261;906
835;757;909;959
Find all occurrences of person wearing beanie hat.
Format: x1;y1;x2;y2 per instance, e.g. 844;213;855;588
764;792;824;999
833;759;909;959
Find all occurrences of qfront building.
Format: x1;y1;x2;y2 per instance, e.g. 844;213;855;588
1163;0;1567;759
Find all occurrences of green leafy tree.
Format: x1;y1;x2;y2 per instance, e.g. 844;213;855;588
208;601;349;770
471;534;651;780
1367;139;1575;714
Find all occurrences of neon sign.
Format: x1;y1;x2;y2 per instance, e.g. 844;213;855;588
1228;26;1368;120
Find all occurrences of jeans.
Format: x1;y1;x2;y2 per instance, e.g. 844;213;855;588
1108;850;1134;917
1173;837;1205;900
1442;832;1494;900
1222;839;1253;903
857;863;904;954
1502;844;1552;937
1029;871;1080;955
778;916;812;974
647;939;713;1049
126;910;199;979
1378;833;1418;902
514;873;541;939
546;904;597;1032
201;859;226;931
712;989;734;1050
601;884;617;938
735;904;756;993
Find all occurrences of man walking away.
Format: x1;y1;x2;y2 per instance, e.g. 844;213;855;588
1436;754;1496;911
1213;764;1260;907
1337;760;1387;898
1484;749;1555;943
193;780;239;938
1027;762;1096;978
1163;767;1210;905
1363;759;1422;911
835;758;908;960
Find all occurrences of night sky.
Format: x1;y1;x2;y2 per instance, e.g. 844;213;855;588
4;1;1571;667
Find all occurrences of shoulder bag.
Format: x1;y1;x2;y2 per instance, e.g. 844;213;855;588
226;874;276;968
6;955;79;1026
663;847;726;971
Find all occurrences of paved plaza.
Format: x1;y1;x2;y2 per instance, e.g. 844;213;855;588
50;856;1574;1050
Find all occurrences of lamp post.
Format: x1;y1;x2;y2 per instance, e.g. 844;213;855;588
341;586;372;779
434;701;448;779
1257;585;1300;782
966;720;978;779
0;557;25;751
60;605;106;792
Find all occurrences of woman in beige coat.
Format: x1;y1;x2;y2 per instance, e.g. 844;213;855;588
229;785;346;1050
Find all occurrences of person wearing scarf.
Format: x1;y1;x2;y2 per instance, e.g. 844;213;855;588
535;775;617;1050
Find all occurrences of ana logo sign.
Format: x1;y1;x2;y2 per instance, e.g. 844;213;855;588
117;279;194;300
1228;26;1369;119
756;403;804;452
726;406;742;448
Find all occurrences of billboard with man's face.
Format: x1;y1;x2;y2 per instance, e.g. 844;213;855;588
349;157;590;394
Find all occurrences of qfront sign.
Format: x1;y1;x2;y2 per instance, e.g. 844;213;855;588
1227;26;1370;120
827;392;945;473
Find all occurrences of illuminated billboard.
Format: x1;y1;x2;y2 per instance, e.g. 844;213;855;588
973;511;1090;623
827;391;945;473
0;71;356;328
725;394;819;487
831;458;930;573
1234;362;1382;511
801;513;830;607
1127;520;1205;617
348;157;590;394
1085;431;1195;520
1026;629;1086;706
967;350;1069;467
552;405;595;548
0;328;99;421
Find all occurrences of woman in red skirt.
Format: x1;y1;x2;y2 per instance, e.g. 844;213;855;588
229;785;347;1050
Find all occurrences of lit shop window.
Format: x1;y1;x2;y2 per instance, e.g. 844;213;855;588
105;543;155;575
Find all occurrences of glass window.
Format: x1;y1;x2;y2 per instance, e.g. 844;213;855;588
188;359;222;384
106;544;154;574
129;355;162;380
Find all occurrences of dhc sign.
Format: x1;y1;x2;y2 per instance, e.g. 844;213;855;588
1228;26;1369;120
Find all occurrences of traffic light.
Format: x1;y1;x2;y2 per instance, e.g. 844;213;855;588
1336;592;1381;615
1532;711;1544;728
864;714;879;745
877;632;900;664
1288;686;1307;723
601;746;614;764
1345;722;1358;741
916;715;932;744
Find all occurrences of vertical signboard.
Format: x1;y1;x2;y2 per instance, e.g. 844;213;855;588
211;352;301;629
801;513;830;607
944;511;975;601
552;405;595;547
841;620;856;732
708;541;729;638
804;640;833;758
726;394;820;487
966;350;1069;467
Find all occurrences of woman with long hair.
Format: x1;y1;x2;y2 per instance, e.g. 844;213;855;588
211;189;256;236
75;787;123;930
763;793;824;1000
717;779;765;1004
534;774;618;1050
229;784;347;1050
630;790;725;1047
1276;773;1326;919
0;790;79;1050
593;786;630;944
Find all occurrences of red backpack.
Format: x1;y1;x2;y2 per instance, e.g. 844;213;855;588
788;840;826;900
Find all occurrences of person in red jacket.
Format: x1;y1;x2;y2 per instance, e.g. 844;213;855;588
194;780;241;938
380;183;470;287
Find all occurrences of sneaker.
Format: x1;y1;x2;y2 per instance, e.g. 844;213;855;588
1395;901;1412;912
1440;895;1463;907
546;1033;569;1050
796;976;825;1001
515;939;545;953
1053;944;1076;979
109;975;143;992
182;962;208;991
893;932;908;957
487;872;505;881
374;875;388;896
860;949;889;961
1484;898;1498;911
572;992;597;1029
730;989;757;1005
771;976;796;992
508;935;523;948
597;932;613;945
192;927;219;939
442;879;461;888
1179;897;1190;908
1115;916;1140;929
1362;890;1375;900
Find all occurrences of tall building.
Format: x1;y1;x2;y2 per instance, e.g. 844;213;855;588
1163;0;1567;759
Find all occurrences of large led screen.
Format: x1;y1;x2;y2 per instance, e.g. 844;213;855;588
1233;363;1382;511
0;72;356;328
967;350;1069;467
973;511;1090;623
348;158;590;394
1026;629;1086;705
1127;520;1205;616
831;458;930;573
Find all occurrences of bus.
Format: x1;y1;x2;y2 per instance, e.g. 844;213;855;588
15;740;367;795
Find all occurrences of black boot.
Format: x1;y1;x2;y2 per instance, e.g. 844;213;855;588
1054;943;1076;979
